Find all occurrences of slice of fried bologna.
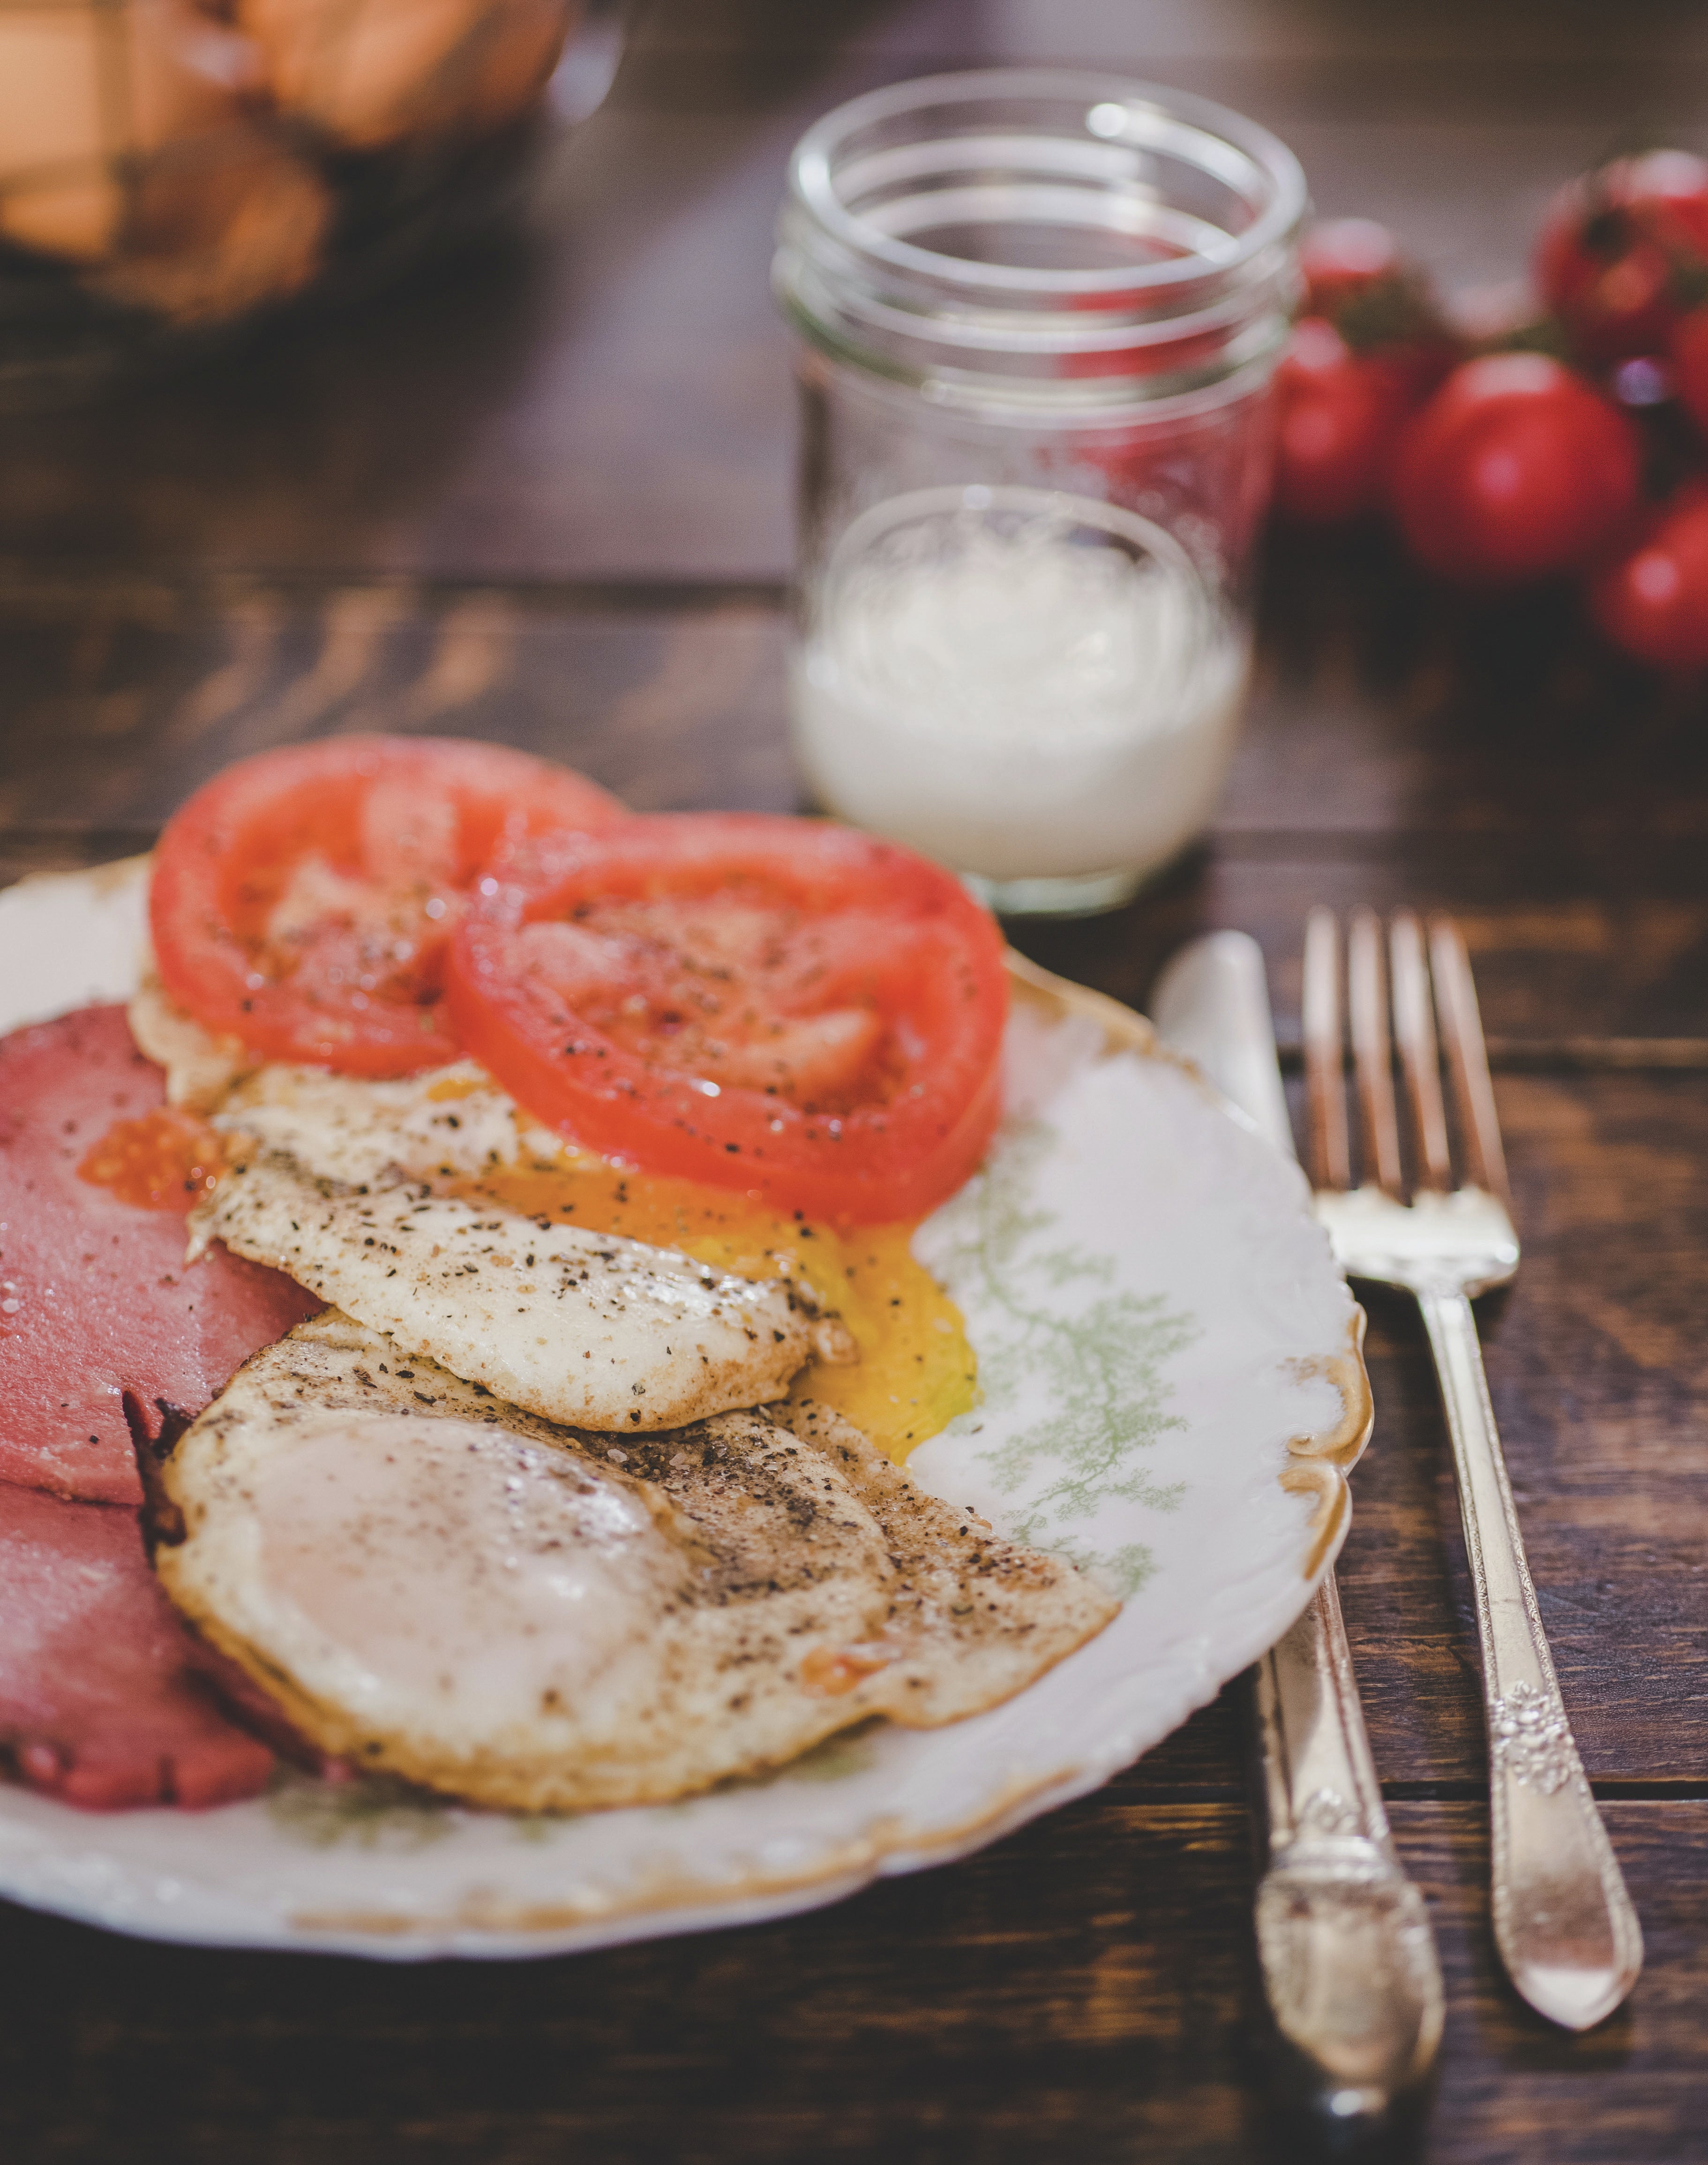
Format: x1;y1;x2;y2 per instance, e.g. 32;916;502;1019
0;1006;320;1503
0;1482;276;1810
150;1313;1117;1812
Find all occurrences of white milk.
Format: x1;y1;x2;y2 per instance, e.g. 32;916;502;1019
791;488;1248;902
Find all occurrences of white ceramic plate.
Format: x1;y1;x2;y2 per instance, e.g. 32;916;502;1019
0;863;1370;1960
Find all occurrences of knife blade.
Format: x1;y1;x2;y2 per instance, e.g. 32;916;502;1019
1152;931;1444;2127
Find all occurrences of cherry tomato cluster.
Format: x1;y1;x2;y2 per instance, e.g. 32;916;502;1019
1273;152;1708;669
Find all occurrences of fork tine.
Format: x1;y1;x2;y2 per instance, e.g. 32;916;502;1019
1302;907;1351;1189
1428;914;1510;1205
1390;910;1453;1190
1348;908;1404;1194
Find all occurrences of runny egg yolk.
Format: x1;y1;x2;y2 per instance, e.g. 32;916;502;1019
453;1153;978;1464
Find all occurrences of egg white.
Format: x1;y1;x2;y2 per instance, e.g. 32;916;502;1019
155;1313;1114;1809
187;1062;847;1433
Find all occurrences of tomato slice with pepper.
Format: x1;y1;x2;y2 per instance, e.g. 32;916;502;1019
150;737;626;1077
445;814;1009;1223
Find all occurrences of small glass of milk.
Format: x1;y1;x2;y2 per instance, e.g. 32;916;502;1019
775;69;1305;913
792;484;1250;916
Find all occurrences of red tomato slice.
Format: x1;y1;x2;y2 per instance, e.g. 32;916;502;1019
150;737;626;1077
446;815;1009;1223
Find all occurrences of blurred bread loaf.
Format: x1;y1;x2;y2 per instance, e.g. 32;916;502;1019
235;0;574;150
92;128;332;323
0;0;260;261
0;0;576;323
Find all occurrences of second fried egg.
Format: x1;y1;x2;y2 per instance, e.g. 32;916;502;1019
201;1060;977;1458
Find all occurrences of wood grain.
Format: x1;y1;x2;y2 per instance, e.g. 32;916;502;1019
0;1797;1702;2163
0;587;795;830
2;579;1705;1047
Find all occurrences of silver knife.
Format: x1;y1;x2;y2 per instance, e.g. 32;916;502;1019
1153;931;1444;2123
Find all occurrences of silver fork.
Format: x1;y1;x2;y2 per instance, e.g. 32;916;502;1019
1303;906;1644;2032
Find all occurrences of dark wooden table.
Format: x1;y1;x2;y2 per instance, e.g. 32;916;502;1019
2;2;1706;2158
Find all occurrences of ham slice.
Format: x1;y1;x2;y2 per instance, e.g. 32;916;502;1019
0;1005;319;1503
0;1481;275;1809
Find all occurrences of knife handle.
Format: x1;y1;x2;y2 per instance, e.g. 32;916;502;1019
1151;929;1443;2112
1249;1572;1444;2116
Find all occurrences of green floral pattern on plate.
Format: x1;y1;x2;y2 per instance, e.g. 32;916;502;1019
929;1122;1199;1596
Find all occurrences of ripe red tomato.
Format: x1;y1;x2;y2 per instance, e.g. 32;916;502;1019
1300;218;1403;316
446;815;1009;1223
151;737;626;1077
1670;305;1708;437
1273;318;1415;524
1588;489;1708;668
1537;150;1708;364
1390;354;1641;583
1273;316;1420;524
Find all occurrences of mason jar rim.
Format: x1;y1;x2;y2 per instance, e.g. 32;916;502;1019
787;68;1308;303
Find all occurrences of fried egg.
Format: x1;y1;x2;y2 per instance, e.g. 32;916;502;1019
190;1140;842;1434
129;970;256;1115
150;1313;1116;1810
189;1057;976;1454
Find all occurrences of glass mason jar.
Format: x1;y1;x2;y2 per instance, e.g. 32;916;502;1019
774;69;1306;915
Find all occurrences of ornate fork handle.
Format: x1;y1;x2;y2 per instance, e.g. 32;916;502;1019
1416;1280;1644;2031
